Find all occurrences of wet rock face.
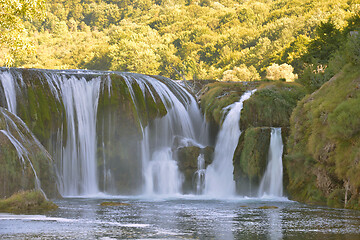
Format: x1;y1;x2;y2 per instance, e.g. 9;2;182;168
175;146;214;194
233;127;271;196
0;108;59;198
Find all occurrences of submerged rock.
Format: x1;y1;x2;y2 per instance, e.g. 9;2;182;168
176;145;214;194
258;206;278;209
100;201;131;206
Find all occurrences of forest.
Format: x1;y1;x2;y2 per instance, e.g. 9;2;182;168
1;0;359;92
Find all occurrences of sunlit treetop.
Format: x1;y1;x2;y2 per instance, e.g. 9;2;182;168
0;0;46;66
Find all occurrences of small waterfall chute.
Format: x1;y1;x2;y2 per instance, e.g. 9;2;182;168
194;153;206;195
204;90;256;197
0;71;20;114
258;127;284;197
123;74;207;196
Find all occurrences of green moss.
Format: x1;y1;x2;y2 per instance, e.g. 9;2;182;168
327;189;345;208
258;206;278;209
286;64;360;209
240;82;306;130
328;97;360;140
233;127;271;195
13;70;66;146
0;190;58;213
0;107;59;198
199;81;260;125
100;201;130;206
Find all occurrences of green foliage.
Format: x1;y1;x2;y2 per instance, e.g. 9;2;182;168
304;21;344;64
240;82;306;130
296;15;360;92
0;190;58;213
286;64;360;209
265;63;297;82
221;64;260;82
328;97;360;140
0;0;46;66
1;0;359;81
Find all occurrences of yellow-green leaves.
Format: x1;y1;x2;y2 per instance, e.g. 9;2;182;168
0;0;45;66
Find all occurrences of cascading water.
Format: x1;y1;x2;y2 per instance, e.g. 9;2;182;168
0;71;19;114
120;74;207;195
204;90;256;197
194;154;206;195
0;108;50;197
0;68;210;197
258;128;284;197
46;74;101;196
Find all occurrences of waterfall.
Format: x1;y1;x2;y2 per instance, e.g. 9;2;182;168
258;128;284;197
194;154;206;195
0;71;19;114
0;68;207;197
46;74;101;196
120;74;206;195
204;90;256;197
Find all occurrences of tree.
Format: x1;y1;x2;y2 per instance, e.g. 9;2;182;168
266;63;298;82
0;0;45;66
221;64;260;82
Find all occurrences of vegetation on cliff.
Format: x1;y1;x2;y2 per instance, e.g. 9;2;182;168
240;82;306;130
286;64;360;209
199;81;259;125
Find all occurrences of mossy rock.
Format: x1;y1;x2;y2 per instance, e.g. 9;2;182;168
96;73;170;194
100;201;131;206
176;145;214;194
240;81;306;131
258;206;278;209
233;127;271;196
286;65;360;209
199;81;260;126
0;190;58;214
0;107;59;198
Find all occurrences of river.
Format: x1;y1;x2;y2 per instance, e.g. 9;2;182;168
1;196;360;239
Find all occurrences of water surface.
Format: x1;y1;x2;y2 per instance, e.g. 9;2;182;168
1;196;360;239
